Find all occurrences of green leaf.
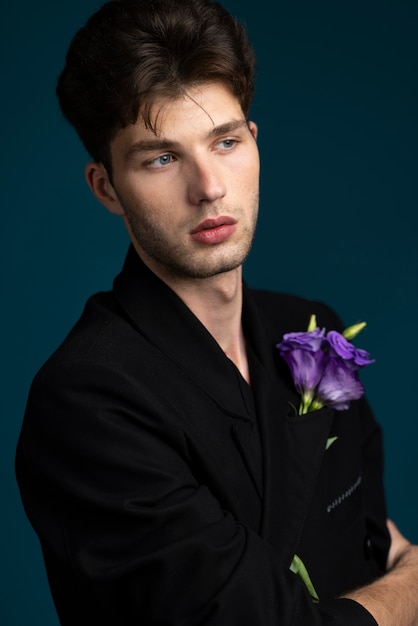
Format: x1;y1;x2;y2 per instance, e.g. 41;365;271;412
326;436;338;450
290;554;320;603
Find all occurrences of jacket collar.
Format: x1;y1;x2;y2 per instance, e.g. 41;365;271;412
113;246;254;421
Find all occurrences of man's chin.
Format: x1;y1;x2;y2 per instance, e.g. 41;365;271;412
133;236;253;281
177;252;251;280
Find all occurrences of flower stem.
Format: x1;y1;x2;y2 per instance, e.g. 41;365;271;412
290;554;320;603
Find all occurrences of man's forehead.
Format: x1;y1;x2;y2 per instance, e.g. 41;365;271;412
113;83;247;148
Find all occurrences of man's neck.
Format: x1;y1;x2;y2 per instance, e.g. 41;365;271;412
144;258;250;383
173;270;250;384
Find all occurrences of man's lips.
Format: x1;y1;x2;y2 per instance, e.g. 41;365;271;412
190;217;237;244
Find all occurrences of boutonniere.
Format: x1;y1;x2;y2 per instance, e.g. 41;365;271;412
276;313;374;602
276;314;374;415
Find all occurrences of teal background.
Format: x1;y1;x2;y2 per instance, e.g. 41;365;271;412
2;1;417;624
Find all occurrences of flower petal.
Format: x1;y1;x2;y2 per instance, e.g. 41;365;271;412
281;348;329;393
317;357;364;410
277;327;325;354
326;330;375;369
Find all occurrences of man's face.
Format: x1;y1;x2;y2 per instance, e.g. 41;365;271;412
107;82;260;282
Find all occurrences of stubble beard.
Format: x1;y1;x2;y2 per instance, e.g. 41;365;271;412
118;194;259;280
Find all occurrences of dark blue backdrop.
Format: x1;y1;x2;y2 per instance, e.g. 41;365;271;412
2;1;417;624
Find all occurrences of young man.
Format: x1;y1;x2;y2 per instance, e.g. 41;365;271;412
15;0;418;624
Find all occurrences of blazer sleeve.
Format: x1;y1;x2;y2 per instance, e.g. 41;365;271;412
16;355;380;626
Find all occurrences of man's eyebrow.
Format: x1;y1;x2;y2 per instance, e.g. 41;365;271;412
206;119;249;139
125;119;249;160
125;139;179;160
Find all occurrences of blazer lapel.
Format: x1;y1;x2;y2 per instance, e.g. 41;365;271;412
243;287;335;564
113;247;263;502
113;247;246;414
231;418;263;500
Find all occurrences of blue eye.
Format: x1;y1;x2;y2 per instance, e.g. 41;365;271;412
148;154;175;168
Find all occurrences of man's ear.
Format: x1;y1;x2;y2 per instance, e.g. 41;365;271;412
84;162;125;216
248;120;258;140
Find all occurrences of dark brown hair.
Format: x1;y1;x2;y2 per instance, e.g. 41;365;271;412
56;0;256;172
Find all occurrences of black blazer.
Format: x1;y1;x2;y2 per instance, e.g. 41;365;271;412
16;246;390;625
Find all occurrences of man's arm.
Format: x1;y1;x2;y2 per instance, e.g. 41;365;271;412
345;520;418;625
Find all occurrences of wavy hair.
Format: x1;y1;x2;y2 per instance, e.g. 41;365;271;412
56;0;256;172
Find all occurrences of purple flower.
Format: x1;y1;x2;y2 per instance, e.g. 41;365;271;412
316;357;365;411
277;328;328;413
280;348;329;394
326;331;375;369
277;316;374;414
278;327;325;354
277;328;326;391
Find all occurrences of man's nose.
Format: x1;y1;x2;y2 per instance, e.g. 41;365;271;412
186;157;227;205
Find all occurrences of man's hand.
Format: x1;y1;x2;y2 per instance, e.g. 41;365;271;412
386;518;412;570
344;520;418;625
